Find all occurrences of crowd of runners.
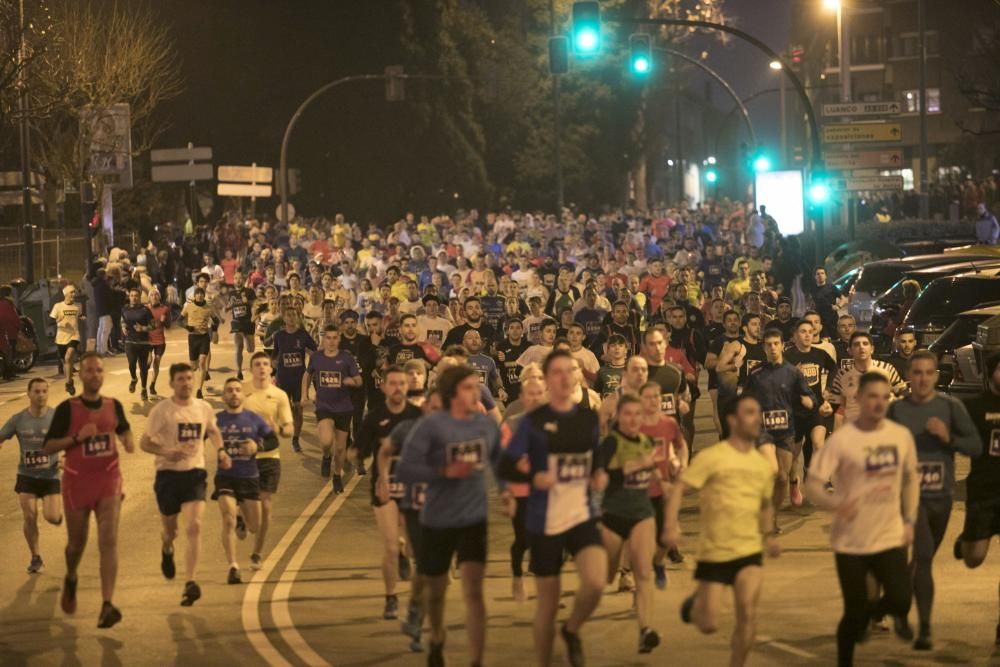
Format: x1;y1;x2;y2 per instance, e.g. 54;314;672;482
2;204;1000;666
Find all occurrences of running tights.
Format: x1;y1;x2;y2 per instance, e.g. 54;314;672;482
125;343;151;388
510;497;528;577
911;495;952;632
835;547;911;667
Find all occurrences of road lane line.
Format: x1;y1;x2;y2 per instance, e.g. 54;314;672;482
242;482;333;667
757;635;818;659
270;473;365;667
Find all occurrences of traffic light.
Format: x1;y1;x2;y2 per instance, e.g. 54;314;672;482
808;179;831;204
571;2;601;55
752;153;772;172
705;168;719;184
549;36;569;74
628;34;652;75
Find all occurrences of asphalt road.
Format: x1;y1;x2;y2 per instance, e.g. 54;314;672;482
0;328;999;666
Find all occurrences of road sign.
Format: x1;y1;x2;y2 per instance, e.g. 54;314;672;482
824;150;903;170
151;163;214;183
218;165;273;183
151;146;213;163
833;175;904;192
822;123;902;144
823;101;901;117
218;183;272;198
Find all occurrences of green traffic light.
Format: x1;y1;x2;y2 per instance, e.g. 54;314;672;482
705;169;719;183
572;2;601;55
753;155;772;172
632;56;650;73
575;27;599;53
808;182;830;204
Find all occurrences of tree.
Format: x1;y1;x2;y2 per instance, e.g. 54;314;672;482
0;0;54;157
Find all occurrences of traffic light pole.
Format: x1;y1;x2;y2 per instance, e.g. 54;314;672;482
549;0;565;213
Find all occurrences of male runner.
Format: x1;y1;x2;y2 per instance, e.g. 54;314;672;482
141;362;224;606
147;288;170;396
500;350;608;667
883;327;918;382
122;286;154;401
886;350;980;649
303;325;363;493
215;378;275;584
356;366;422;619
338;309;373;473
43;352;135;628
833;315;858;371
805;372;919;667
50;284;82;395
826;332;907;426
0;378;60;573
397;364;501;667
495;318;530;403
784;318;838;472
180;287;214;399
516;319;558;368
272;306;316;453
389;313;433;368
244;351;294;569
704;309;742;435
594;334;628;398
664;394;778;667
228;270;257;380
641;328;690;424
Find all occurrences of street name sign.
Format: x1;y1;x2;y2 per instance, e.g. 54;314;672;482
218;165;273;184
822;123;902;144
824;150;903;170
823;101;902;117
151;144;213;183
217;183;273;198
833;175;904;192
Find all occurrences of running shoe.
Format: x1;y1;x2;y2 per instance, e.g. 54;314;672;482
954;535;964;560
398;553;411;582
27;555;43;574
332;474;344;494
149;383;157;396
65;380;75;395
227;567;242;585
141;388;148;402
161;547;176;579
680;594;695;624
512;576;526;601
320;455;332;478
250;553;263;570
180;580;201;607
913;633;933;651
653;564;667;590
61;575;78;615
128;379;137;393
871;616;890;632
401;602;422;640
97;601;122;629
383;594;399;620
196;389;204;399
428;642;445;667
789;479;803;506
667;547;685;564
235;515;247;540
560;624;585;667
617;568;635;593
893;615;914;641
356;460;366;476
638;627;660;654
291;437;302;453
205;371;211;381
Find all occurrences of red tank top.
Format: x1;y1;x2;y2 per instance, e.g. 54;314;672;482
63;397;120;477
147;304;169;346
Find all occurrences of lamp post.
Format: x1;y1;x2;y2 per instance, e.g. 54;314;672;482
770;60;787;167
824;0;850;104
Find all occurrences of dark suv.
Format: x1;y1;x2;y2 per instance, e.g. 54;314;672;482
902;274;1000;348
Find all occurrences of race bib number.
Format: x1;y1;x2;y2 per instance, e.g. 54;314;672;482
282;352;303;368
709;266;721;276
426;330;442;345
178;423;203;443
83;434;113;457
917;461;945;492
23;450;50;469
799;363;819;386
319;370;342;388
388;457;405;499
660;393;677;416
411;483;427;508
528;322;541;340
652;437;668;463
864;445;899;474
224;439;250;461
447;439;485;468
555;452;592;483
840;358;854;371
394;349;414;364
991;429;1000;457
746;359;762;374
763;410;789;430
624;467;652;490
505;364;520;384
232;304;248;319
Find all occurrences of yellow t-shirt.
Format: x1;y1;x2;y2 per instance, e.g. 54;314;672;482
244;383;294;460
680;440;774;562
181;301;213;334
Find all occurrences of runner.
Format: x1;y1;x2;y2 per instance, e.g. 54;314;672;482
355;365;422;619
271;305;317;453
826;332;907;426
42;352;135;628
598;354;649;433
243;351;294;569
704;309;742;435
141;362;224;606
50;284;83;395
0;378;60;573
641;328;690;424
495;317;530;404
594;333;628;399
663;393;778;667
303;325;363;493
338;309;373;474
215;378;275;584
122;286;154;402
499;350;607;667
886;350;980;650
784;318;838;473
180;287;214;399
805;372;919;667
396;364;502;667
228;270;257;380
146;288;170;396
596;394;662;654
516;318;558;368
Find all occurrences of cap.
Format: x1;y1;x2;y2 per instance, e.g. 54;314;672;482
777;296;792;306
339;309;359;321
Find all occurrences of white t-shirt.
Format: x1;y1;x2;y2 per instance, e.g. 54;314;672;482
517;344;553;369
808;420;917;555
417;315;452;348
571;347;600;376
145;398;216;472
50;301;81;345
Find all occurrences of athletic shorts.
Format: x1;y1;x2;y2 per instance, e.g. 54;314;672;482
417;521;488;577
601;512;652;542
793;412;816;440
151;343;166;357
211;474;261;503
56;340;79;359
402;508;424;563
153;468;208;516
187;333;211;361
316;410;352;432
231;321;254;336
15;474;60;498
277;379;302;403
694;552;763;585
767;435;795;452
651;494;666;547
62;470;122;513
963;497;1000;542
256;458;281;494
529;518;603;577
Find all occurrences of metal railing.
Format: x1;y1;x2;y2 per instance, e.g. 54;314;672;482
0;227;136;285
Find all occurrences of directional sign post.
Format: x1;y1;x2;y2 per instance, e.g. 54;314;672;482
833;175;904;192
217;163;273;216
823;101;902;117
151;143;213;225
824;149;904;170
822;123;902;144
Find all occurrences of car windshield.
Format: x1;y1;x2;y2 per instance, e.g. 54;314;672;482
929;314;991;352
905;278;1000;326
855;264;907;295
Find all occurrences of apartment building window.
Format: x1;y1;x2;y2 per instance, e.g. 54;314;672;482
903;88;940;113
892;32;939;59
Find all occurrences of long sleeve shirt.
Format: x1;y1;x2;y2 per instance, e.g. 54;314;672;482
743;360;815;441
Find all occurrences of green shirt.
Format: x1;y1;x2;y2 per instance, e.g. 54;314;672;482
598;429;656;520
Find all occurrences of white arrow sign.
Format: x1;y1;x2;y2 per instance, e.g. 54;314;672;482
823;101;902;117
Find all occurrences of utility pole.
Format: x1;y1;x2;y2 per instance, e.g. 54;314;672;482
673;58;684;206
917;0;930;219
550;0;565;213
17;0;34;283
779;68;787;166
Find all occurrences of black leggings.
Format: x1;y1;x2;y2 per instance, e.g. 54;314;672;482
911;495;953;630
125;342;151;388
510;497;528;577
835;547;911;666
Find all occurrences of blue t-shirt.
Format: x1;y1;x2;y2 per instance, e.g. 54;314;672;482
273;328;317;386
1;408;58;479
307;349;361;414
215;409;273;479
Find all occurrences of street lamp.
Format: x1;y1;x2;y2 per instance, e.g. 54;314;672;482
769;60;782;70
822;0;840;9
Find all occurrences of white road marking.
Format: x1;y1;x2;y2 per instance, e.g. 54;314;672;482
270;473;364;667
242;482;333;667
757;635;817;659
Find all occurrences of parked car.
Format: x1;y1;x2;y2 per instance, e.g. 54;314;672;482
928;305;1000;395
901;274;1000;348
